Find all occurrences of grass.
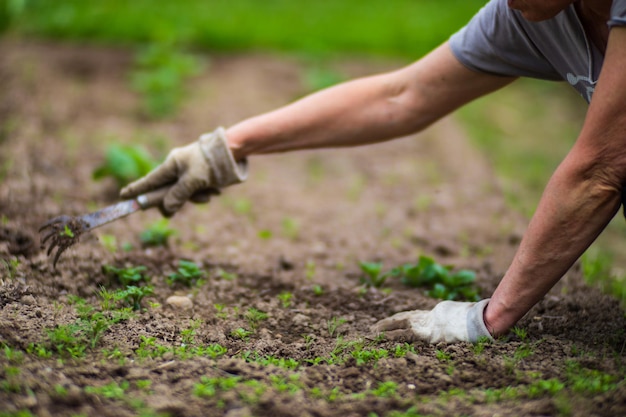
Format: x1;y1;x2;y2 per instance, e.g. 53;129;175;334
10;0;485;59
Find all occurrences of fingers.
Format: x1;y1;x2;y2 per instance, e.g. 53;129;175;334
162;176;208;216
373;315;413;332
120;157;179;199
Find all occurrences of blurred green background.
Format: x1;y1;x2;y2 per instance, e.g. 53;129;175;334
1;0;485;57
2;0;624;301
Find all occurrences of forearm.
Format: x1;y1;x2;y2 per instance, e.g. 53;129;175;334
485;160;622;335
225;72;431;160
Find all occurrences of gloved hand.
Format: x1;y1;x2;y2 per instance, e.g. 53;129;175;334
120;127;248;216
373;299;492;343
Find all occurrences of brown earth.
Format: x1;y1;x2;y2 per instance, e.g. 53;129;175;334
0;39;625;417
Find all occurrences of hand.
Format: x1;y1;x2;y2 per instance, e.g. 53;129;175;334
373;299;492;344
120;127;248;216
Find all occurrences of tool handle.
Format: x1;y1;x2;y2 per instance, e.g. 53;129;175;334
136;187;219;210
136;187;170;209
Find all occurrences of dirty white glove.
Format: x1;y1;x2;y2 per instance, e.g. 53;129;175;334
373;299;492;344
120;127;248;216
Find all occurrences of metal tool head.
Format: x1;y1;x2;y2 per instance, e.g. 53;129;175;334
39;215;89;268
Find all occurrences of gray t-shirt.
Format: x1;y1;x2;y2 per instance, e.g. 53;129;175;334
449;0;626;103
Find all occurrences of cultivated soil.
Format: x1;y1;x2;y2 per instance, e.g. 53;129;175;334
0;39;625;417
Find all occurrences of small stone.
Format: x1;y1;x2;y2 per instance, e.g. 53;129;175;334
292;313;310;326
165;295;193;310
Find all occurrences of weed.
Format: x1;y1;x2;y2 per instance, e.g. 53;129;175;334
93;143;158;188
277;291;293;308
1;258;20;279
435;349;451;363
102;265;149;287
214;268;237;281
244;308;268;331
193;375;241;398
3;345;24;364
527;378;565;398
269;374;302;394
359;261;390;288
393;343;417;358
281;217;300;240
85;380;129;400
130;42;203;119
114;285;154;311
1;366;21;393
371;381;398;398
214;304;228;319
60;224;74;238
566;361;619;394
241;351;300;370
258;229;273;240
512;326;528;341
230;327;253;341
139;218;176;247
181;319;202;345
167;260;206;287
391;255;481;301
327;316;347;338
312;284;324;296
305;260;316;280
351;345;389;366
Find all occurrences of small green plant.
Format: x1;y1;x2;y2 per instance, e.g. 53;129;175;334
1;258;20;279
167;260;206;287
327;316;347;338
244;308;268;331
85;380;130;400
139;218;176;247
114;285;154;311
60;224;74;238
102;265;149;287
281;217;300;240
359;261;390;288
527;378;565;398
312;284;324;296
130;42;203;119
230;327;253;341
193;375;241;398
277;291;293;308
391;255;481;301
435;349;451;363
371;381;398;398
92;143;158;188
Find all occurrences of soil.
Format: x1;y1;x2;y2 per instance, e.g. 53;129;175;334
0;39;625;417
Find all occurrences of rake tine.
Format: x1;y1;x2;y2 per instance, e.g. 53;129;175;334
38;215;71;233
52;245;67;269
40;230;58;246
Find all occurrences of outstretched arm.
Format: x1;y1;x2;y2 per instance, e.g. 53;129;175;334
226;42;515;160
484;27;626;335
121;42;515;214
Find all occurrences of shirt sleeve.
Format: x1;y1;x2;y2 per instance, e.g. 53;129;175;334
448;0;561;80
609;0;626;27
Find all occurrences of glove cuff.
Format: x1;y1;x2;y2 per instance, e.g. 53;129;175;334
198;127;248;187
466;298;493;342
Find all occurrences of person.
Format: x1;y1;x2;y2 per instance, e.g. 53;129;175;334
120;0;626;343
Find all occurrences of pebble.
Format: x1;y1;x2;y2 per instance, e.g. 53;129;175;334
165;295;193;310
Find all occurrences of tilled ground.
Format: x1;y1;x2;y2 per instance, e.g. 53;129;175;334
0;39;625;417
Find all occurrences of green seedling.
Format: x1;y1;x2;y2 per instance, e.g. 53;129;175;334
277;291;293;308
371;381;398;398
60;224;74;238
194;375;241;398
359;261;390;288
244;308;268;330
85;380;129;400
312;284;324;296
139;218;176;247
102;265;149;287
92;143;158;188
167;260;206;287
391;255;481;301
114;285;154;311
130;42;203;119
327;316;347;338
1;258;20;279
230;327;253;341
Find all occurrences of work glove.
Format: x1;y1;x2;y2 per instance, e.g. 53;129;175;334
373;299;492;344
120;127;248;216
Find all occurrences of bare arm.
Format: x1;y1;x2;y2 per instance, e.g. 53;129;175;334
226;42;515;160
485;27;626;335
